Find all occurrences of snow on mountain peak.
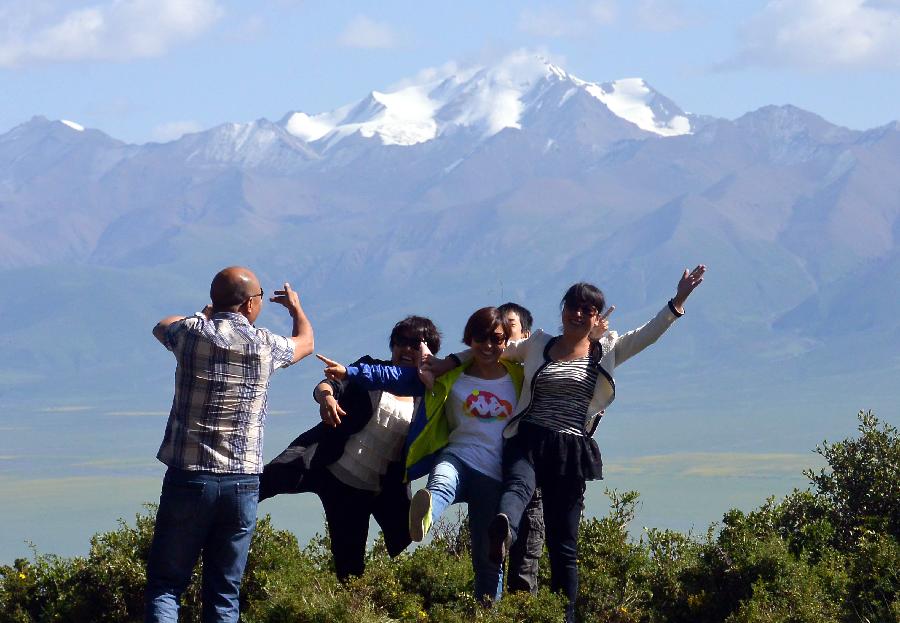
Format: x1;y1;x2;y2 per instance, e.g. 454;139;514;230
282;52;690;149
286;85;439;147
60;119;85;132
580;78;690;137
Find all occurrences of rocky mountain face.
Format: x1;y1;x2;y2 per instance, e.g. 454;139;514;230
0;54;896;449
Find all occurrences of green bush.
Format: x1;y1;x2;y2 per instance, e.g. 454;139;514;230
807;410;900;549
2;410;898;622
577;489;652;622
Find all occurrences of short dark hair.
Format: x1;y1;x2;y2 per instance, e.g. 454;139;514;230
497;302;533;334
560;282;605;314
389;316;442;354
462;307;511;346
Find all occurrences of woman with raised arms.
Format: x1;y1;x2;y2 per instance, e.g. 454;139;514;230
431;265;706;623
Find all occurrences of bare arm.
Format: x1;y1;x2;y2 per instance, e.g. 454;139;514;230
152;315;185;346
271;282;314;363
313;381;346;428
424;330;534;375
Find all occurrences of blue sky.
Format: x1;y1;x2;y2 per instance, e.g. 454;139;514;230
2;0;900;143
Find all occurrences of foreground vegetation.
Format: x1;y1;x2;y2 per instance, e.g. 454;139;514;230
2;410;898;623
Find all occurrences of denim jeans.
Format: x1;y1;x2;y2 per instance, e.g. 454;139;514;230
145;467;259;623
506;487;544;593
498;437;585;623
427;450;503;603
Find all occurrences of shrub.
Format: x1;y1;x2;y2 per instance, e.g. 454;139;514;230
806;410;900;548
2;410;898;622
577;489;652;622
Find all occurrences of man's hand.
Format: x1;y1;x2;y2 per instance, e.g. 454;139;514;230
271;282;302;317
272;282;314;362
672;265;706;313
317;354;348;381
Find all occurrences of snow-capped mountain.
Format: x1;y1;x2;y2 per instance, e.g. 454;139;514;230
1;52;898;452
280;52;692;151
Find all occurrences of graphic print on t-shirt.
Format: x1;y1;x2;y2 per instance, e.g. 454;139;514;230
464;390;513;421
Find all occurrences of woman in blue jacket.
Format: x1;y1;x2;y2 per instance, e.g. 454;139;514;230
259;316;441;581
318;307;524;604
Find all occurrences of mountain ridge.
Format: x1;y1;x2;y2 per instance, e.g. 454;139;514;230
0;54;897;440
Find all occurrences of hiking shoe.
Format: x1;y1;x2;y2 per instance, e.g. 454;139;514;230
409;488;433;542
488;513;512;565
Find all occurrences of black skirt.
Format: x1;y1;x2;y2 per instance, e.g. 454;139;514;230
514;420;603;481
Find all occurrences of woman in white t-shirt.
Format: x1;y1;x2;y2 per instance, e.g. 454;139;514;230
318;307;524;604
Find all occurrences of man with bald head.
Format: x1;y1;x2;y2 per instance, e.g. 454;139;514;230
145;266;313;623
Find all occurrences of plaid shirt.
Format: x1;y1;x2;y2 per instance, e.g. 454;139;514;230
156;312;295;474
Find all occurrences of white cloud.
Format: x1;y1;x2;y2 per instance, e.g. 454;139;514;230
728;0;900;69
337;14;396;49
518;1;617;38
39;405;92;413
151;120;204;142
0;0;223;67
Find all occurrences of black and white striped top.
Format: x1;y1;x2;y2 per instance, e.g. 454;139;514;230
522;355;600;436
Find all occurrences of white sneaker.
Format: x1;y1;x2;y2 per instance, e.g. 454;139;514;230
409;488;433;542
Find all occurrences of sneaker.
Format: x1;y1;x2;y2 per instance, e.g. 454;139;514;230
488;513;512;565
409;488;433;542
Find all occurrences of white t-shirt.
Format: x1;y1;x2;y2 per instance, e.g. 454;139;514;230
328;392;415;492
444;372;517;481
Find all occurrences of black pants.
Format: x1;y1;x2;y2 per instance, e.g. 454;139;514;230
316;470;411;581
498;436;586;623
506;488;544;593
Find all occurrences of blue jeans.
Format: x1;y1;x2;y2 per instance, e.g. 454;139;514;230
428;451;503;603
145;467;259;623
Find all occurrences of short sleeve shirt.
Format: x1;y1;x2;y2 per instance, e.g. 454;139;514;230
156;312;295;474
444;372;517;481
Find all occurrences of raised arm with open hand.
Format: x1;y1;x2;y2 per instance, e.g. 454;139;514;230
671;265;706;314
271;282;314;363
317;354;348;382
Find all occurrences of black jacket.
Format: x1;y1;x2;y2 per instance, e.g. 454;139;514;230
258;355;412;555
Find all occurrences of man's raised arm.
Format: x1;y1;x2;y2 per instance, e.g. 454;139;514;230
152;315;186;346
271;282;314;363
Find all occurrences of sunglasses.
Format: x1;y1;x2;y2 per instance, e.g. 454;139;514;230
393;336;424;350
247;289;264;301
565;303;599;317
473;332;507;346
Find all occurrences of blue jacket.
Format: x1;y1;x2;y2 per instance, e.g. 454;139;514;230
346;359;525;481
